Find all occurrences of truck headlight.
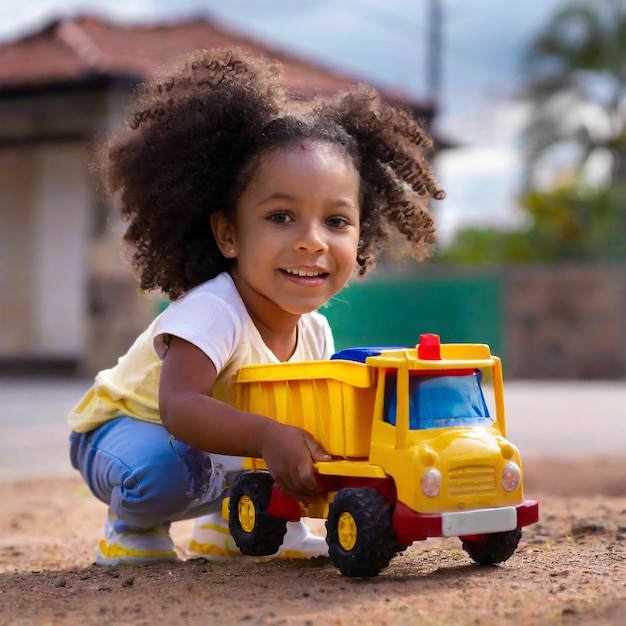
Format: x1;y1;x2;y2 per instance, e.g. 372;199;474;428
502;462;520;491
421;468;442;497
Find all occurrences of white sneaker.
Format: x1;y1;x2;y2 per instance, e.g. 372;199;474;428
188;512;328;561
96;510;178;566
278;519;329;559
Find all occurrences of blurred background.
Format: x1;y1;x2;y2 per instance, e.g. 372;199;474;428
1;0;625;380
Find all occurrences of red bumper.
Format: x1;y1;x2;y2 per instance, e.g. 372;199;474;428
392;500;539;545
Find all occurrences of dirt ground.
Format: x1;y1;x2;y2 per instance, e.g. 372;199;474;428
1;457;626;626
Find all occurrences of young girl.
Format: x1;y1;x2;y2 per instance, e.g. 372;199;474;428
68;48;445;566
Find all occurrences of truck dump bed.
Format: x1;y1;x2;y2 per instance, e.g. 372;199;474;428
233;360;377;458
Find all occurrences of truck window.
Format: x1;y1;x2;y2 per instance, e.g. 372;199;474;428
383;372;493;430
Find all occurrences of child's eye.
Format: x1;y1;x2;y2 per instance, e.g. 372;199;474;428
268;212;292;224
326;216;350;228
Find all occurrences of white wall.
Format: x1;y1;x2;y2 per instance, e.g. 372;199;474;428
33;144;90;356
0;142;90;359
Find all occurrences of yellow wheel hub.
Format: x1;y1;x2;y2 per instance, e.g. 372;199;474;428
337;512;357;551
238;495;255;533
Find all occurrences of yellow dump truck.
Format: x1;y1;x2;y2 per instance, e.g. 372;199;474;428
226;334;539;577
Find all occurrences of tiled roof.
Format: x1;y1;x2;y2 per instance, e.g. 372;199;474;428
0;14;432;114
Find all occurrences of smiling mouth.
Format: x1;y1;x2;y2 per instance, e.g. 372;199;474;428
281;268;328;278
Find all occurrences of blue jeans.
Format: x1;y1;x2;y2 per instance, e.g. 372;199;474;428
70;416;240;532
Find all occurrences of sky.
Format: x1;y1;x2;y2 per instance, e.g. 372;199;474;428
0;0;571;241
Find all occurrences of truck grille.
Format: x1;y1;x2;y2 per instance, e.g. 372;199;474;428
449;465;496;497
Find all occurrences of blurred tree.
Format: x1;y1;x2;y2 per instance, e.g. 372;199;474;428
437;184;626;264
437;0;626;265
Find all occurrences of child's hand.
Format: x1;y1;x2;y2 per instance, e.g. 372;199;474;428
260;421;331;503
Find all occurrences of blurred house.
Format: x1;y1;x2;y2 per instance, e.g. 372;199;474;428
0;15;442;376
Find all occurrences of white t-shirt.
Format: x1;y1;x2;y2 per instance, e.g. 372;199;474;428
68;272;334;432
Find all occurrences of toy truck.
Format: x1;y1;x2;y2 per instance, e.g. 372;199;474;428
225;333;539;577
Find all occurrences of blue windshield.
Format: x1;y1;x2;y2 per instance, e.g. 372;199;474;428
384;372;492;430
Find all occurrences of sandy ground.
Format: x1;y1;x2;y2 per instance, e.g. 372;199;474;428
1;460;626;626
1;380;626;624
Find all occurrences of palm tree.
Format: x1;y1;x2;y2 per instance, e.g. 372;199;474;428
521;0;626;188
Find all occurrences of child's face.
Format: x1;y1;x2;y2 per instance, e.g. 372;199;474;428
216;139;361;320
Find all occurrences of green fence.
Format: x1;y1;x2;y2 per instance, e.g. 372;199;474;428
321;274;503;357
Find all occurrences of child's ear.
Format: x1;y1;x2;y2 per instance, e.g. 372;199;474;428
210;212;238;258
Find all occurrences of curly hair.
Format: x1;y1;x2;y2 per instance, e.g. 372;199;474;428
95;48;445;300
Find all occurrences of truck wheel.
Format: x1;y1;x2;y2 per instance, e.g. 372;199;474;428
461;528;522;565
228;473;287;556
326;488;398;578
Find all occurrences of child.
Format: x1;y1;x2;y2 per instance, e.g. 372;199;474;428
68;48;445;566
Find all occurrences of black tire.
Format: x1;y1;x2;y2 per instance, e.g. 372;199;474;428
461;528;522;565
228;472;287;556
326;487;399;578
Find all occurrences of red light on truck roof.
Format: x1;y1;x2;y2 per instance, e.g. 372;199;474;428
417;333;441;360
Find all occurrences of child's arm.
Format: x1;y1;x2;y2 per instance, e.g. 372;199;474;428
159;335;330;503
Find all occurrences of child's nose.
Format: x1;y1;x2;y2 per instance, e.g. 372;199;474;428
293;222;329;253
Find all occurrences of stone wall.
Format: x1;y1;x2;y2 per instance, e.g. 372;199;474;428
504;266;626;379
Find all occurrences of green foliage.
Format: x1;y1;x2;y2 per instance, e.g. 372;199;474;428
436;228;536;265
437;184;626;265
